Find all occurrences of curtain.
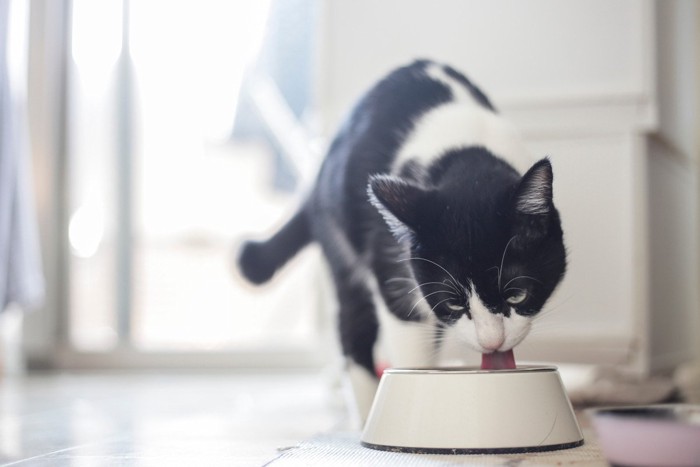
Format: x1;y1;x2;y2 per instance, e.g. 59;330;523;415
0;0;44;312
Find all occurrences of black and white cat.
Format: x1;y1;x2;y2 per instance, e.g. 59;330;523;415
239;60;566;420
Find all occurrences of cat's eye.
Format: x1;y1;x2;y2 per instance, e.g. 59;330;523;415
446;301;464;311
505;290;528;305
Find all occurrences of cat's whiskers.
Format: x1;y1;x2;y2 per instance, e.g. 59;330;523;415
441;279;461;294
430;297;454;314
400;257;462;292
496;235;517;292
406;289;456;318
502;275;543;290
531;308;558;323
527;321;578;337
527;297;578;340
531;294;574;323
407;280;459;295
388;269;463;319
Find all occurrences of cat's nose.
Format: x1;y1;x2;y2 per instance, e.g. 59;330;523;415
478;331;505;352
480;338;505;352
470;298;506;351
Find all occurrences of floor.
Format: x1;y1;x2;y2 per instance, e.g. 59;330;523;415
273;431;607;466
0;371;611;466
0;371;344;466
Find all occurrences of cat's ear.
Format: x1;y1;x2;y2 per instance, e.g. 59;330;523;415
512;158;556;246
368;174;433;241
514;158;553;216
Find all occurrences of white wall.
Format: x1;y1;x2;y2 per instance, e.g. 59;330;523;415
655;0;699;160
316;0;698;373
648;0;700;369
318;0;654;136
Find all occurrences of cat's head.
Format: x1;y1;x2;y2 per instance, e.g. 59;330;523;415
368;152;566;354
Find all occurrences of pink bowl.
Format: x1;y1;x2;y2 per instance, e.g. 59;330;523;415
588;404;700;467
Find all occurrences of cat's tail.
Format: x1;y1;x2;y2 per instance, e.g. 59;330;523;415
238;207;312;285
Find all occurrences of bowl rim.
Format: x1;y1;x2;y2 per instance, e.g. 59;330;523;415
586;403;700;428
361;439;584;455
383;365;558;375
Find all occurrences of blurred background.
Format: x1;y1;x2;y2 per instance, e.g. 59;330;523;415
1;0;698;464
1;0;699;401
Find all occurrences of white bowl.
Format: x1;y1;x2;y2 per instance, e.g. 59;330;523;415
588;404;700;467
361;366;583;454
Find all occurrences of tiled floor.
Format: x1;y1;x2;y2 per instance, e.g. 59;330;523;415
0;371;344;466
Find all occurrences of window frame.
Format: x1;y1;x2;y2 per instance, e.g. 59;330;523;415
24;0;330;370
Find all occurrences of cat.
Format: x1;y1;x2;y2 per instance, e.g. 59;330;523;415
238;59;566;421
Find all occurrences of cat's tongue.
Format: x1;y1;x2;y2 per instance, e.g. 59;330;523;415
481;349;516;370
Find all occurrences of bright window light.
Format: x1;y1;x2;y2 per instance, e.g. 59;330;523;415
71;0;123;82
68;0;322;354
68;202;105;259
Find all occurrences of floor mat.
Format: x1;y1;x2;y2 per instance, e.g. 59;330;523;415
269;430;607;466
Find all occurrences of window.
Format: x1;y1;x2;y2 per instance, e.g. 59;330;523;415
65;0;326;364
